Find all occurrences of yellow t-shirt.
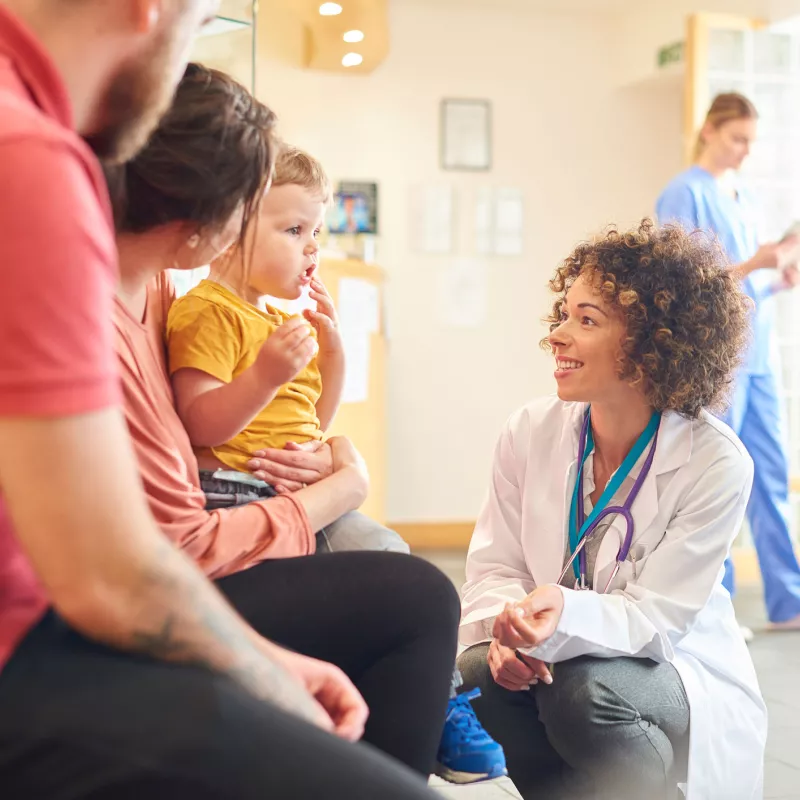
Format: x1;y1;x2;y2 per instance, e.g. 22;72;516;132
166;280;323;472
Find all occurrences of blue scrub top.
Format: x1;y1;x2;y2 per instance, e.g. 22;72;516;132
656;165;774;375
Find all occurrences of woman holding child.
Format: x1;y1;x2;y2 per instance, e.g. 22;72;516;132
458;221;767;800
108;62;503;792
108;63;460;797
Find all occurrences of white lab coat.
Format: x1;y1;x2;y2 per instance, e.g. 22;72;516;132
460;396;767;800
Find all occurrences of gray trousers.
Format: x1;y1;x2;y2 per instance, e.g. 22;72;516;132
457;644;689;800
318;510;411;555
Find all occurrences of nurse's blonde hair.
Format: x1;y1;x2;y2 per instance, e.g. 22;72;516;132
694;92;758;161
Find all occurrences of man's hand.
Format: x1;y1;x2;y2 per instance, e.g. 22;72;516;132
267;644;369;741
487;639;552;692
247;440;333;493
493;586;565;651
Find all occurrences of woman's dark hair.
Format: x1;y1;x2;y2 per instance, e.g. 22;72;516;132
105;63;277;245
542;219;751;418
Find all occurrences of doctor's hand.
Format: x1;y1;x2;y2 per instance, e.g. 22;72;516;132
493;585;565;650
487;639;552;691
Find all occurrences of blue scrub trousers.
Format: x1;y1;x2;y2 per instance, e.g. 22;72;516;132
722;369;800;623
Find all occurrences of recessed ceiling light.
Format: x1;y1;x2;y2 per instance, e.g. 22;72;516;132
343;29;365;43
342;52;363;67
319;2;342;15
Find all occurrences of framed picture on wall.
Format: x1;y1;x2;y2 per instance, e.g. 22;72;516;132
440;99;492;171
328;181;379;235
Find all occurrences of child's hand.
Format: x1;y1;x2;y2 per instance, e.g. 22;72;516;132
304;278;342;358
255;316;318;387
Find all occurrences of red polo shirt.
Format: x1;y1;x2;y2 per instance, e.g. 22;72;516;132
0;5;120;670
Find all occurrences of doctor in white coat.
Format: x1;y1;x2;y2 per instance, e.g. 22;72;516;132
458;220;767;800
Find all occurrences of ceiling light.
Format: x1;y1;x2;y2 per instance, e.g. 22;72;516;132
342;52;363;67
319;3;342;15
343;30;365;43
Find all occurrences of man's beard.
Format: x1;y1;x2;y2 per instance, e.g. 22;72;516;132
84;30;182;164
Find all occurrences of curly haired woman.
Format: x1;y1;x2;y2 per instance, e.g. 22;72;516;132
457;220;766;800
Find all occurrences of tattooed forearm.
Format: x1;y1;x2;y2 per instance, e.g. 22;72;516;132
118;538;322;726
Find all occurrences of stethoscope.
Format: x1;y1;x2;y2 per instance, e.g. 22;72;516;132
557;409;661;593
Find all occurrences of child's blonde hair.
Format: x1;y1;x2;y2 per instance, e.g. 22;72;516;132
272;144;333;204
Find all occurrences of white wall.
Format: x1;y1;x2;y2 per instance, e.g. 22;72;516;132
252;0;695;522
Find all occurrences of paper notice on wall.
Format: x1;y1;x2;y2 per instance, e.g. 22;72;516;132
473;188;524;256
494;188;524;256
475;188;494;255
340;326;371;403
338;278;380;334
337;277;378;404
412;184;454;254
437;258;487;329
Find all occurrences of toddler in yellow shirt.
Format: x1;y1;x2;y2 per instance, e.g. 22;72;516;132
166;145;408;553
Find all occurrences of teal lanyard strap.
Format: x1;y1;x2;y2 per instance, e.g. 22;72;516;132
568;410;661;580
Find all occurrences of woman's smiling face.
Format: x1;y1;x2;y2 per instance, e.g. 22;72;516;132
547;273;629;404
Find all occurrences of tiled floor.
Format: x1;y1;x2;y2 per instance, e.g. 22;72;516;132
422;551;800;800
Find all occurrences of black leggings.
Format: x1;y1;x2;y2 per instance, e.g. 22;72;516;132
0;552;459;799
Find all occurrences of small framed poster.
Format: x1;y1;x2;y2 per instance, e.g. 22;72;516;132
328;181;378;234
440;99;492;171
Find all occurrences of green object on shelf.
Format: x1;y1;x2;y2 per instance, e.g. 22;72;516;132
657;41;684;69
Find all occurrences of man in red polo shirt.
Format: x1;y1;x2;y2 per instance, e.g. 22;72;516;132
0;4;460;798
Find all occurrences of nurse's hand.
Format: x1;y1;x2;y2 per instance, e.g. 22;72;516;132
773;264;800;293
747;236;800;274
493;586;565;649
487;639;552;691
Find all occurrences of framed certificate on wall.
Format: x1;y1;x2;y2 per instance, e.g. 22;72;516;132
440;99;492;171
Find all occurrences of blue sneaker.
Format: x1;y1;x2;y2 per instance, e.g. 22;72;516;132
435;688;508;784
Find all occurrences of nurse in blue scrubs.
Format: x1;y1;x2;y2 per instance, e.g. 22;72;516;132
657;92;800;632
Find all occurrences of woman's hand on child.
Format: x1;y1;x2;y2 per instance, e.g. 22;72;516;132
255;315;318;387
493;586;565;651
304;278;343;358
487;639;552;691
247;440;334;493
329;436;369;499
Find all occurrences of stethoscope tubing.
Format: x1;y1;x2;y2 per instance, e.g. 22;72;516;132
567;412;660;592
